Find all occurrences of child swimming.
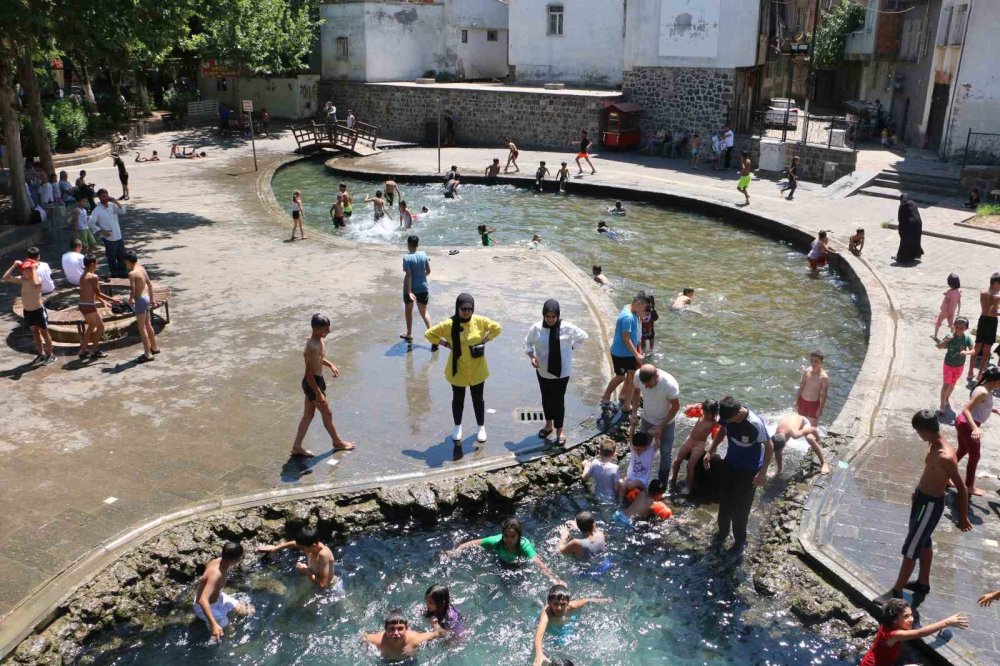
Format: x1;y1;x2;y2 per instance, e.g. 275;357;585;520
363;190;387;221
621;478;672;521
478;224;497;246
597;221;620;240
582;438;619;497
592;264;609;287
671;288;694;309
556;511;607;562
608;201;626;215
424;584;464;637
532;585;610;666
364;608;444;661
448;517;563;584
670;400;720;493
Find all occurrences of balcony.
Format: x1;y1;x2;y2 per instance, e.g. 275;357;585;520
844;1;878;59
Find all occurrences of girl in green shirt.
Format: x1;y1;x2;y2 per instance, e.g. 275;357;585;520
448;518;562;583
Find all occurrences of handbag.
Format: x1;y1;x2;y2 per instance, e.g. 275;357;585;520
470;344;486;358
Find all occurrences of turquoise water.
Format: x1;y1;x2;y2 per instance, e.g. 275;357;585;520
271;161;868;420
96;490;854;665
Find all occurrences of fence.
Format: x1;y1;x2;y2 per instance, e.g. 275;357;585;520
751;110;858;151
963;130;1000;167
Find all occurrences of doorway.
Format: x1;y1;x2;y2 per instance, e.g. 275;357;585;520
925;83;949;152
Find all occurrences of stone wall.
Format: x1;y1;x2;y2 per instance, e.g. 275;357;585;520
622;67;735;139
960;165;1000;194
748;138;858;183
321;81;620;149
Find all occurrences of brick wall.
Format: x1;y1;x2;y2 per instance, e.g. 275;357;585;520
960;166;1000;194
748;138;858;182
622;67;735;139
320;81;621;149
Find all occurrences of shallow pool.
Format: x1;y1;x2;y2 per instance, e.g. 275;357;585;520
271;161;868;420
96;490;854;665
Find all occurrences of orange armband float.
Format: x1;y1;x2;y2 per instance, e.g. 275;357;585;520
651;501;672;520
684;405;703;419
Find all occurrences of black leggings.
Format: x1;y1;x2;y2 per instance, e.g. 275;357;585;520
452;382;485;426
537;373;570;429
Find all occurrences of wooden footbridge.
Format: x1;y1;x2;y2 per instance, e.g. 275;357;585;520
292;120;380;157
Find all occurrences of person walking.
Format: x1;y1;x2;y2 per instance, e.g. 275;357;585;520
955;366;1000;497
401;234;435;349
88;188;127;278
111;153;129;200
575;129;596;175
722;125;734;169
703;397;772;550
524;299;589;446
893;194;924;263
425;294;502;444
633;363;681;483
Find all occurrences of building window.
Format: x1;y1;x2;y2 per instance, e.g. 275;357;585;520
949;4;968;46
461;29;468;43
547;5;564;36
336;37;349;60
487;30;498;42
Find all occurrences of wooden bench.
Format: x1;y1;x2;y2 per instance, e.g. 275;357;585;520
12;281;172;343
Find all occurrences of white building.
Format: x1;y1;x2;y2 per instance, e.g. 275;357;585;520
507;1;626;87
321;0;509;82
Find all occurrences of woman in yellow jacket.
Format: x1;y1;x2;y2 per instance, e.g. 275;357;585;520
425;293;502;443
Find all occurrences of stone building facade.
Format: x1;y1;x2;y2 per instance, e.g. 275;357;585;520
748;137;858;183
320;81;621;149
623;67;735;139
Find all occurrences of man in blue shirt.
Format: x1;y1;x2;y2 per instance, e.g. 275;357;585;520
703;396;773;550
401;234;436;351
600;291;646;415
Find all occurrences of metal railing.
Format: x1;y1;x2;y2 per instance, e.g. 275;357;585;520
963;130;1000;167
751;110;858;150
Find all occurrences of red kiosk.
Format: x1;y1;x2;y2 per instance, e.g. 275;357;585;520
601;101;642;150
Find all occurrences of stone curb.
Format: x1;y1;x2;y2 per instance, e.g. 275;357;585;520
51;143;113;169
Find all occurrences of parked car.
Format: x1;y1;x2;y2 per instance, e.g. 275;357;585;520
766;98;799;128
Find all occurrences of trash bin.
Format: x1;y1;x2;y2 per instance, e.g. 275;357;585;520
823;161;839;186
828;129;846;148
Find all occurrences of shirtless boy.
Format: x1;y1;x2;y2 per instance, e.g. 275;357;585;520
329;193;345;228
771;412;827;475
384;178;402;206
535;161;551;191
889;410;971;598
193;542;253;640
124;250;159;363
556;511;606;562
339;183;354;219
364;608;444;661
78;254;119;359
134;151;159;162
533;585;610;666
737;151;752;205
592;264;609;287
796;350;829;426
556;162;569;192
485;158;501;181
672;288;695;310
969;272;1000;381
2;259;55;364
257;526;340;591
364;191;387;220
670;400;718;492
291;313;356;456
504;138;519;172
622;478;672;520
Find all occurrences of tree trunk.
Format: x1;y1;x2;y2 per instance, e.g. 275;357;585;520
18;42;54;175
134;69;150;113
79;59;97;109
0;59;31;224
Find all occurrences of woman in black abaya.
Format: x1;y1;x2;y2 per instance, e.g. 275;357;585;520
894;193;924;263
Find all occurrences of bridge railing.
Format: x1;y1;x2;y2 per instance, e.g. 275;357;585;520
292;120;380;153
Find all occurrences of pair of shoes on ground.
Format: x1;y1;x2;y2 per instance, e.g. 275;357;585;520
452;425;487;443
538;427;567;446
78;350;108;360
33;354;56;366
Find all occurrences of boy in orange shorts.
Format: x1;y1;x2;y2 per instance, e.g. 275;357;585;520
575;129;595;175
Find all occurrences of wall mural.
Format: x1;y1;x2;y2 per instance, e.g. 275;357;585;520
658;0;721;58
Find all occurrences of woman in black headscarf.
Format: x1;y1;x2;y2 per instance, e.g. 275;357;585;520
523;299;589;446
894;193;924;263
426;294;502;444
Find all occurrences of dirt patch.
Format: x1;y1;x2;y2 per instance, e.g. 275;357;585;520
961;213;1000;232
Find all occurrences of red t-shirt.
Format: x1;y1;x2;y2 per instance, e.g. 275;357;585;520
860;626;901;666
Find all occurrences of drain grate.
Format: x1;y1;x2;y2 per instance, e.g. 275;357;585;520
514;408;546;423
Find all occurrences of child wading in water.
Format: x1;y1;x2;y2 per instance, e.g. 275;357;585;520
535;161;550;191
424;584;464;637
478;224;497;246
290;191;306;240
556;162;569;192
937;316;973;416
364;608;444;660
796;350;829;427
933;273;962;340
670;400;720;494
672;287;694;309
532;585;609;666
592;264;609;287
860;598;967;666
640;294;659;352
807;230;837;273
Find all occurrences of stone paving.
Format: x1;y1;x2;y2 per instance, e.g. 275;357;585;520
327;144;1000;665
1;130;998;663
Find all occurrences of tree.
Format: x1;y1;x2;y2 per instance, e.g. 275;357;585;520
18;40;55;175
812;0;867;70
0;52;31;224
199;0;321;77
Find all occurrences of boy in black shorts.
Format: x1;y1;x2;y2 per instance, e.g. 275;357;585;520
600;292;646;415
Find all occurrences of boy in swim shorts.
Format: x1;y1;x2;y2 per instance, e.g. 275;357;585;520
690;133;701;168
78;254;119;359
796;350;829;426
575;129;595;175
737;151;752;205
124;250;159;363
193;542;253;640
533;585;610;666
557;162;569;192
365;608;444;661
770;412;826;475
291;313;356;457
535;161;550;191
257;526;342;592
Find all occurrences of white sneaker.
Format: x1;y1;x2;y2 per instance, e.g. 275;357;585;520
451;425;462;442
476;426;487;443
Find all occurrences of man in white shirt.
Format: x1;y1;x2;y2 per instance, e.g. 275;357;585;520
633;363;681;483
25;247;55;294
722;125;735;169
88;188;126;277
346;110;355;129
61;238;86;286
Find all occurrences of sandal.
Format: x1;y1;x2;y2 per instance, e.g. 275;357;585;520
136;354;153;364
538;427;553;440
557;436;567;446
399;334;413;342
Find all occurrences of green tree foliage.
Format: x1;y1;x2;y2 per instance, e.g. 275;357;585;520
199;0;321;76
812;0;867;69
46;99;89;151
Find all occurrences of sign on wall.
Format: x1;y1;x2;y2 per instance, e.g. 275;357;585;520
658;0;721;58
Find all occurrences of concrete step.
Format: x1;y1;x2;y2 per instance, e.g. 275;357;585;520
857;185;945;204
878;169;961;189
872;177;959;196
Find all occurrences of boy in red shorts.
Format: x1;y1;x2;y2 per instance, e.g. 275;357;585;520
575;129;595;175
796;350;829;426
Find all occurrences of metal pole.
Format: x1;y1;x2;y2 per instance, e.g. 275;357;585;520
963;128;971;168
249;114;258;172
436;97;442;174
781;53;793;142
801;0;821;144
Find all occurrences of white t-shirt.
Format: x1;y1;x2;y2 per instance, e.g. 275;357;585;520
625;445;655;486
633;369;680;426
62;251;86;285
37;261;55;294
72;206;89;230
586;459;619;497
724;130;734;149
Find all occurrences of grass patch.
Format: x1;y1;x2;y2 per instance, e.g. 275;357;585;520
977;203;1000;217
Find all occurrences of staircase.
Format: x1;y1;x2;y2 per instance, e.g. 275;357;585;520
858;168;962;205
